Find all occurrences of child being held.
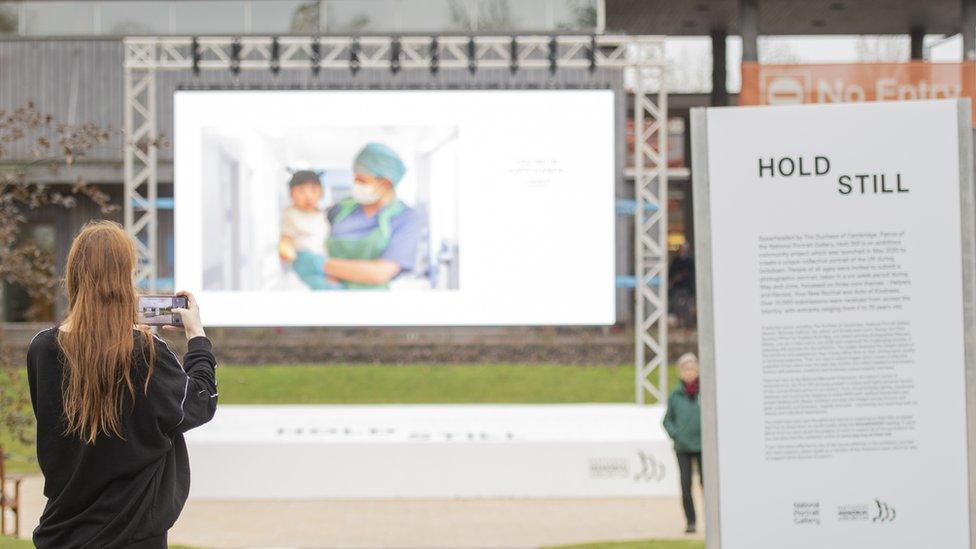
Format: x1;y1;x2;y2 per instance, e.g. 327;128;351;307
278;170;340;290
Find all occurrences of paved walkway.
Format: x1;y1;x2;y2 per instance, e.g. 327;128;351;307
16;475;706;548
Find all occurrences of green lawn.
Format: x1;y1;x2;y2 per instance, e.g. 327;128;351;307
0;537;30;549
1;367;34;474
216;363;677;404
547;541;704;549
4;363;681;474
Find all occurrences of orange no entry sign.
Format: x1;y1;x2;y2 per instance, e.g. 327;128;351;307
740;61;976;125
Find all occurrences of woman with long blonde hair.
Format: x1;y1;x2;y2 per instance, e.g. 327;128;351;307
27;220;217;548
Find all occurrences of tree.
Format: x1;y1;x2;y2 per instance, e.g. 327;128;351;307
0;102;119;471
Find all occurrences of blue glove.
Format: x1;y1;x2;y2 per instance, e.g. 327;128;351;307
293;250;326;280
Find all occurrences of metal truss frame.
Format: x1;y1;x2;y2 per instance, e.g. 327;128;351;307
123;34;669;403
124;40;158;289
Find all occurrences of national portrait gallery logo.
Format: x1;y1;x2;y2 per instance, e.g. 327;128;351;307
586;450;666;482
836;499;897;524
632;450;666;482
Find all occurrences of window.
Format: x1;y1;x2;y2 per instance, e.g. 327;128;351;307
100;1;171;35
23;1;95;35
399;0;471;33
0;0;602;37
322;0;393;33
2;223;57;322
323;0;599;33
553;0;598;30
173;1;246;34
251;1;320;33
0;3;17;34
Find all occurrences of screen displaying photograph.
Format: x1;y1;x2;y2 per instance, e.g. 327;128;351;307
175;90;615;326
199;125;460;292
137;295;186;326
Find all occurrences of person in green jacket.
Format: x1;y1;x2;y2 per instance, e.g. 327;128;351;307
663;352;702;534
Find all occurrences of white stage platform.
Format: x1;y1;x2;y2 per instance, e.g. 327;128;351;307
184;404;679;499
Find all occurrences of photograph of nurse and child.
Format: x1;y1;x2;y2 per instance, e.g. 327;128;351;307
200;125;461;292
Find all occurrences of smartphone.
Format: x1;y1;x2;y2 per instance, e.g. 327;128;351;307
138;295;188;326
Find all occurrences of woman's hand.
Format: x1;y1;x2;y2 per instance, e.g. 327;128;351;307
168;290;206;340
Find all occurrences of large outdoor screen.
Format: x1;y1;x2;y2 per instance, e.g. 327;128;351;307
174;89;615;326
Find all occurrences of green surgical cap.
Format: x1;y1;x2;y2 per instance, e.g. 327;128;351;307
353;142;406;185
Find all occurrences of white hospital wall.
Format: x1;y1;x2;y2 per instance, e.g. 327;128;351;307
236;130;287;291
202;127;289;291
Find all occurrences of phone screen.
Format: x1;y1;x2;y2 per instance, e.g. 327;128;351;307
138;295;188;326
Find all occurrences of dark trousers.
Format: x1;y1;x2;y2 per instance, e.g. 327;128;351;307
676;451;703;526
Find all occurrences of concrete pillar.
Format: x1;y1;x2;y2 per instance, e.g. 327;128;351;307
965;0;976;61
910;26;925;60
740;0;759;62
711;29;728;106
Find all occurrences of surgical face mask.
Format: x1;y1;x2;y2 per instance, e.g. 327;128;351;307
351;182;383;205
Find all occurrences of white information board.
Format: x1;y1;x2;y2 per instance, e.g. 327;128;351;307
692;99;976;549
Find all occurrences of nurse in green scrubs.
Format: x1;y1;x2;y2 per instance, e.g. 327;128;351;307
323;142;424;289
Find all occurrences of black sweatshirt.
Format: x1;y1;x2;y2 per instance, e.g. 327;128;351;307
26;328;218;549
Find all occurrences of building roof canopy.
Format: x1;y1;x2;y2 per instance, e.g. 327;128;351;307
606;0;961;36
